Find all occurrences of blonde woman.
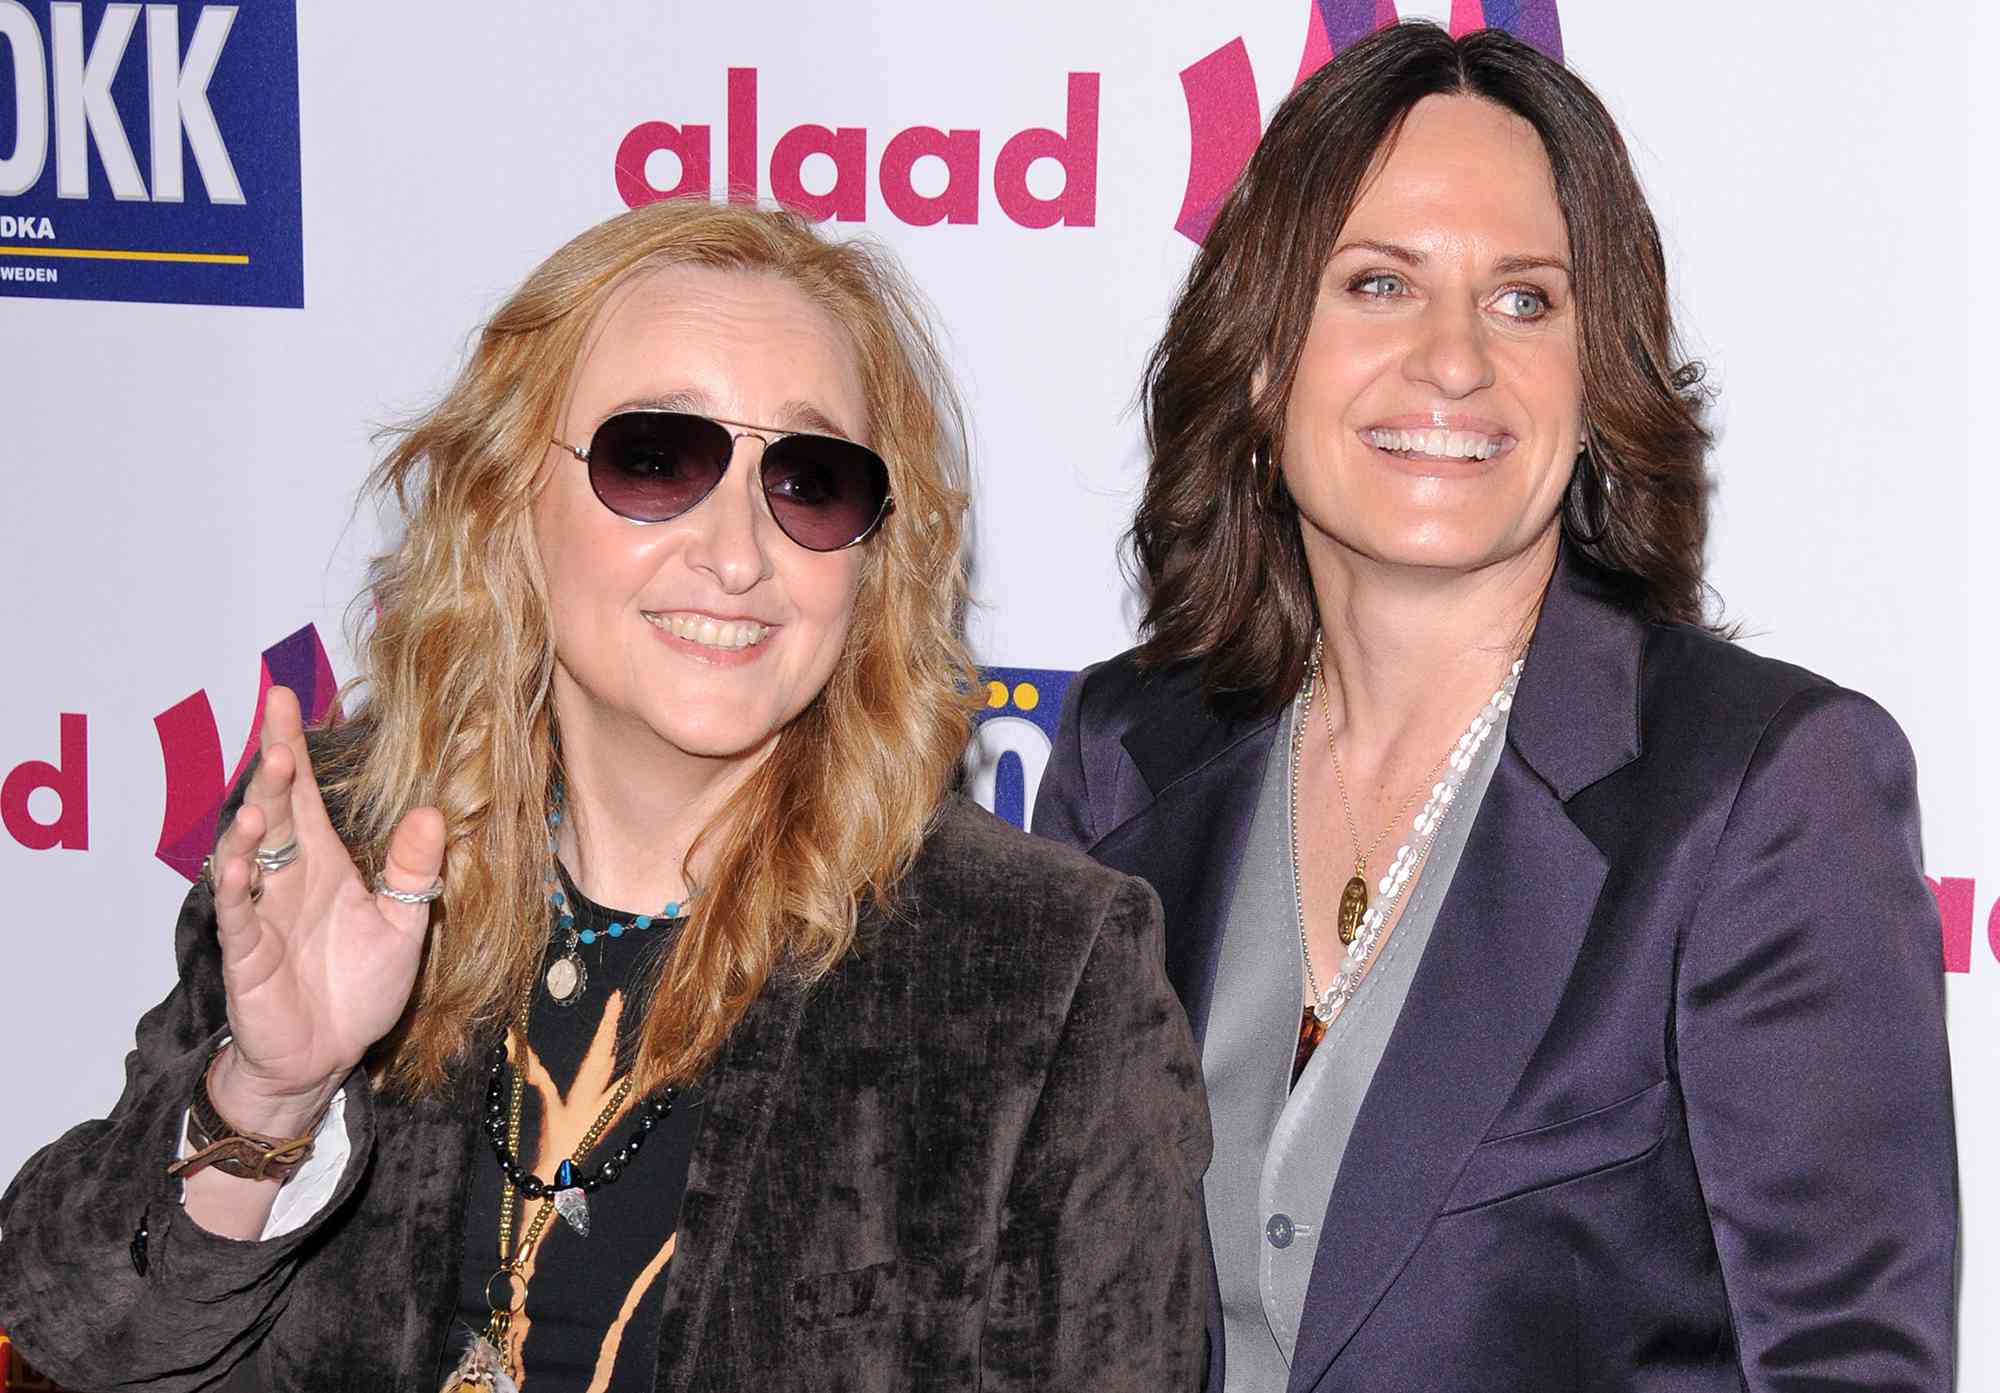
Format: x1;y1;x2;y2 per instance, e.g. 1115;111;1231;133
0;201;1209;1392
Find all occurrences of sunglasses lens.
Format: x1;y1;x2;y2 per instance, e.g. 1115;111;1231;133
585;412;732;523
762;436;891;551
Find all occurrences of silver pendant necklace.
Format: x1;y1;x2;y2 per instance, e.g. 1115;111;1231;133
1288;642;1525;1041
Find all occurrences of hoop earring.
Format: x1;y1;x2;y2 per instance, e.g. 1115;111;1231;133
1562;440;1613;547
1251;440;1282;503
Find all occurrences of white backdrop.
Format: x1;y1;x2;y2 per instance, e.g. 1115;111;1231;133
1;0;1989;1380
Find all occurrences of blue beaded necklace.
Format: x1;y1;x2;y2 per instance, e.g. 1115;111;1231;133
542;785;693;1006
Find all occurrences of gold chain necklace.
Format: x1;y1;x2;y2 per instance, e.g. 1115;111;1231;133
1315;641;1451;946
1288;642;1527;1084
444;977;636;1391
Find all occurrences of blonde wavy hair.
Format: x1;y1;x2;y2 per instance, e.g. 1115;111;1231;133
322;199;976;1097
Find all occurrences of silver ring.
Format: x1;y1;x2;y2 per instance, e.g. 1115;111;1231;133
200;852;271;902
252;839;301;875
374;874;444;906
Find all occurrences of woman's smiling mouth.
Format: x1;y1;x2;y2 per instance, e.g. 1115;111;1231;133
642;610;772;651
1362;426;1514;462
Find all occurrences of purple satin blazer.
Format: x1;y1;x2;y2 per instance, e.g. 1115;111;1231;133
1034;548;1957;1393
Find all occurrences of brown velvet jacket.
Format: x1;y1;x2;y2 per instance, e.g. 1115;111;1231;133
0;795;1210;1391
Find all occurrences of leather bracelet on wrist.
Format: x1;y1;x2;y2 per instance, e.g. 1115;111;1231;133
165;1047;328;1184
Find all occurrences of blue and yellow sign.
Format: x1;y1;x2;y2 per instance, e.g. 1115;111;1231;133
0;1;303;307
968;666;1076;829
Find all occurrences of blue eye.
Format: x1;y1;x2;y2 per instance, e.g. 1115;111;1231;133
1352;272;1405;298
1494;287;1551;320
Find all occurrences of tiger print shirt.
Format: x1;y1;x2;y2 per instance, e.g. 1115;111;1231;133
448;868;705;1390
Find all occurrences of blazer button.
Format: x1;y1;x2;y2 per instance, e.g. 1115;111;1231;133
1265;1213;1295;1249
129;1217;149;1276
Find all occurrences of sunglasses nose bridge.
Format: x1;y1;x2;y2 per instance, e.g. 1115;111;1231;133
680;437;782;594
725;428;804;515
716;430;800;536
720;417;787;453
720;428;779;497
714;426;773;480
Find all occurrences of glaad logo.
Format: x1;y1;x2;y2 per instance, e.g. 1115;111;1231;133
0;0;304;306
616;68;1099;228
1175;0;1564;243
153;624;339;881
966;667;1076;830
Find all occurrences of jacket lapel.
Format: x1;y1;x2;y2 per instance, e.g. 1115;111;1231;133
1083;672;1280;1393
1286;547;1644;1391
1285;749;1608;1389
1088;695;1279;1049
653;969;811;1390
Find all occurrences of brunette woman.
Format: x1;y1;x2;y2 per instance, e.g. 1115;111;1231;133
1037;24;1955;1393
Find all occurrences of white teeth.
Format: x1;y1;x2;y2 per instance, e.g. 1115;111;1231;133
1364;427;1507;461
646;613;770;650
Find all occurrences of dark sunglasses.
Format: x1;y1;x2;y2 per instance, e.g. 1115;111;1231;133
553;409;894;552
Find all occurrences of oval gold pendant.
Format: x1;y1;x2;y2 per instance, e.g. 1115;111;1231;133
1338;874;1368;945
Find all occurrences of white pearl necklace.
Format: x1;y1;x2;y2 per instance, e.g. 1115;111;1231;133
1292;655;1525;1025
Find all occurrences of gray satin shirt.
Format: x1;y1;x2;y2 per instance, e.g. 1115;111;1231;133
1202;691;1509;1390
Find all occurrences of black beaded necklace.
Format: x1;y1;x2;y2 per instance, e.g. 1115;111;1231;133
479;1034;677;1213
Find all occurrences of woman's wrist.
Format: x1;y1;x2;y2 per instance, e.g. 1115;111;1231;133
205;1044;344;1142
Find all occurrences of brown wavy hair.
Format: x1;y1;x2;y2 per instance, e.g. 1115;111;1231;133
1133;23;1714;716
321;199;975;1097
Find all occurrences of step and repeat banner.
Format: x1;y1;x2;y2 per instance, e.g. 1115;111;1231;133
1;0;1991;1381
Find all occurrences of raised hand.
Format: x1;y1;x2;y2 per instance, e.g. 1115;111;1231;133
204;685;445;1137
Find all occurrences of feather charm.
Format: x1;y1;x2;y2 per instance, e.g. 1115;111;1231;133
441;1332;518;1393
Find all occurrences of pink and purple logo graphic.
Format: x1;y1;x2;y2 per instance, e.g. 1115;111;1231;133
152;623;339;881
1176;0;1564;244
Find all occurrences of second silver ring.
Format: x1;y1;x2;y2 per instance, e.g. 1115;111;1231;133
252;839;302;875
374;874;444;906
